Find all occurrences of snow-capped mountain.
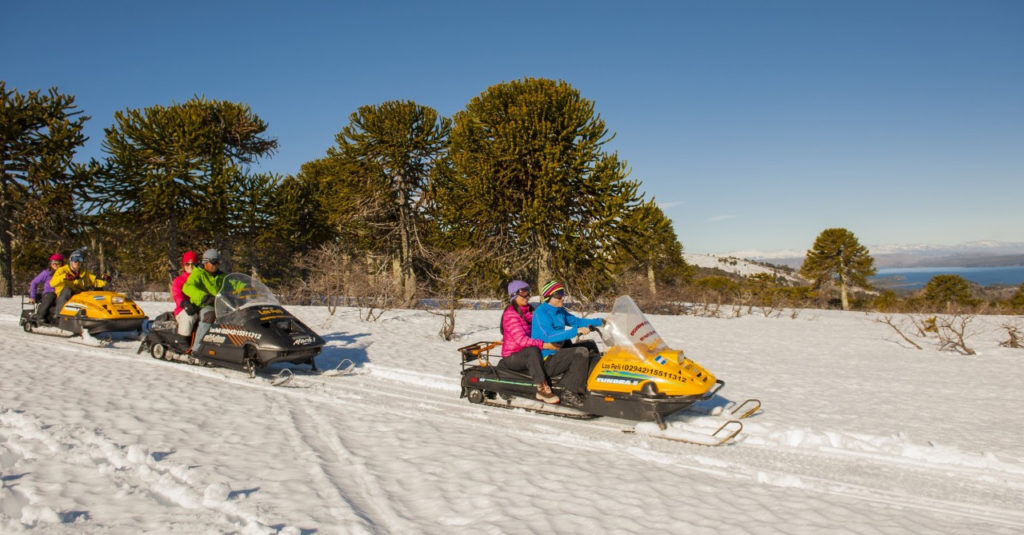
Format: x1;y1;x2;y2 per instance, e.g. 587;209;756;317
727;241;1024;269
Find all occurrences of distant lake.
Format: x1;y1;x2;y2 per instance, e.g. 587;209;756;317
871;266;1024;290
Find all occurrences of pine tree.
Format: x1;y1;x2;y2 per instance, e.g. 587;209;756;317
800;228;876;310
611;200;691;297
922;274;979;312
439;77;642;291
0;82;88;296
90;96;276;277
324;101;451;305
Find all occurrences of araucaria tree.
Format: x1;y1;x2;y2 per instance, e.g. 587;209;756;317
439;77;642;290
325;101;451;304
89;96;277;278
800;228;876;310
0;82;88;296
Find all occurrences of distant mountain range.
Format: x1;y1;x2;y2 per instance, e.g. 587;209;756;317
730;241;1024;269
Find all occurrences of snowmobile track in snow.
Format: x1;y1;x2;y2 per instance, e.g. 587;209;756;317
15;330;1024;530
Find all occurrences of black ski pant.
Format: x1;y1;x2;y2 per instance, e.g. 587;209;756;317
55;287;78;318
500;346;548;387
543;346;590;394
562;339;600;358
35;292;57;323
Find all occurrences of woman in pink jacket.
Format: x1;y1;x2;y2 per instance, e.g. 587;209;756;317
171;251;199;336
500;280;561;404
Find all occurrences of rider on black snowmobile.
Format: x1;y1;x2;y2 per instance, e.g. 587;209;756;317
182;249;226;354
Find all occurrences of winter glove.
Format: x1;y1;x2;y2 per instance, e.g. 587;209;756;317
101;274;112;282
183;300;199;315
202;310;216;324
201;294;215;307
65;272;78;281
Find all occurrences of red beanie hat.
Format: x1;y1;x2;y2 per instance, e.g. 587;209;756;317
182;250;199;266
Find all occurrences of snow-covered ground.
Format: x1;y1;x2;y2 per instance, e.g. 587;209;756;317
2;296;1023;534
685;252;803;283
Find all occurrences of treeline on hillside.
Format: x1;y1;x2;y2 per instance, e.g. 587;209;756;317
2;78;690;306
3;80;1022;317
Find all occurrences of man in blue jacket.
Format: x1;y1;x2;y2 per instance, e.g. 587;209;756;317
530;281;603;406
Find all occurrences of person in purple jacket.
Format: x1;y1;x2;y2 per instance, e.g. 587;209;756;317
29;253;64;323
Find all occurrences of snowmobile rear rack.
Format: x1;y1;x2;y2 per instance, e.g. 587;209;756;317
458;341;502;366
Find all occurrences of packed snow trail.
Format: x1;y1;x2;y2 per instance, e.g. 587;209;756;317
3;303;1024;533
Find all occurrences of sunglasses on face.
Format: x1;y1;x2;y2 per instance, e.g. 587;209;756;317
515;289;531;297
50;261;62;266
184;262;196;267
205;259;219;265
551;290;566;299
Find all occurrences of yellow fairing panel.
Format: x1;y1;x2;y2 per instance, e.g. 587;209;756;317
587;347;717;397
59;291;146;320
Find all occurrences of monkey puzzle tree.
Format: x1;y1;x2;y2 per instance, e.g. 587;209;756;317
0;82;88;296
922;274;979;312
800;227;876;311
89;96;276;278
439;77;641;290
324;100;451;304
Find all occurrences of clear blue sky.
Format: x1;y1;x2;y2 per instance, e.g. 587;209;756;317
4;1;1022;254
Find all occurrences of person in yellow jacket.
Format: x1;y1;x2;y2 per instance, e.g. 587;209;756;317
50;250;109;319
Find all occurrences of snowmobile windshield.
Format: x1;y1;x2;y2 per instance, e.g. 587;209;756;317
599;295;672;364
215;273;280;316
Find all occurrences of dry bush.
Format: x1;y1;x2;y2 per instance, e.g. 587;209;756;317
290;242;396;321
935;314;977;355
876;313;977;355
876;315;923;350
999;322;1022;349
420;245;493;341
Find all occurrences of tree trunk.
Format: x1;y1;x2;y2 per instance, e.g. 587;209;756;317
536;246;552;290
167;217;180;281
392;257;402;295
838;256;850;311
647;262;657;298
0;221;12;297
396;182;416;306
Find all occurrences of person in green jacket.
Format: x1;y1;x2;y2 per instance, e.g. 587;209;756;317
183;249;226;354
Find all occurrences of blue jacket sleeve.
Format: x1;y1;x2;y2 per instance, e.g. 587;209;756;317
565;311;602;329
531;304;579;344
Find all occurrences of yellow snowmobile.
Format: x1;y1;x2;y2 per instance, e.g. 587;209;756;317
21;290;148;340
460;295;760;445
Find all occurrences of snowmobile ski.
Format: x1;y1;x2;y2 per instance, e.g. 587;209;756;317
722;398;761;419
622;419;744;447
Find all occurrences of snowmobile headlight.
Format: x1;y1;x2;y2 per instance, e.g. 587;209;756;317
111;296;124;304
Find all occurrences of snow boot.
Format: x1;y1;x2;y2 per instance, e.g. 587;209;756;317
536;383;560;404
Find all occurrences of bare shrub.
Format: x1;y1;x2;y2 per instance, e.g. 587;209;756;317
935;314;977;355
876;315;923;350
421;245;493;341
999;322;1022;349
294;242;396;321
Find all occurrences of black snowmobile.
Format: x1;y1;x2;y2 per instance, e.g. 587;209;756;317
138;273;326;377
459;295;760;445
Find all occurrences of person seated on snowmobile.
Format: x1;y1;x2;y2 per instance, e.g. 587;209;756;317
172;250;200;337
530;281;603;406
183;249;226;354
50;250;109;317
29;253;65;323
499;280;563;404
